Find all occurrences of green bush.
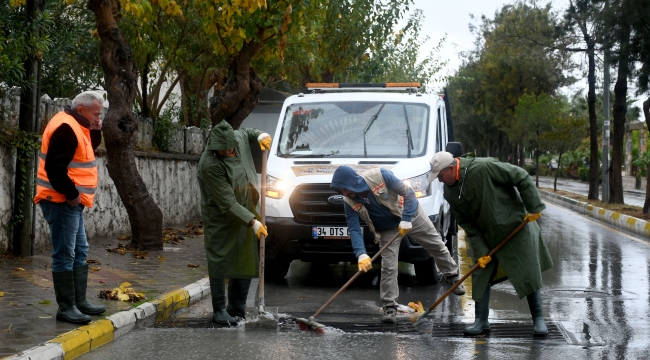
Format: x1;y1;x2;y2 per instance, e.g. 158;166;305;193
152;98;181;152
578;167;588;181
525;165;537;176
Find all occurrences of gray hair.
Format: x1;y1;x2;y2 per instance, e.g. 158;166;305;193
72;91;104;109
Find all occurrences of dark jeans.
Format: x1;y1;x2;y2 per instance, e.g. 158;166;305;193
39;201;88;272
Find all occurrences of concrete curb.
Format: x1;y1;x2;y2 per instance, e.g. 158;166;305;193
539;190;650;238
4;277;210;360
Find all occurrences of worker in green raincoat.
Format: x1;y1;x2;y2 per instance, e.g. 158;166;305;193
198;120;272;326
429;151;553;336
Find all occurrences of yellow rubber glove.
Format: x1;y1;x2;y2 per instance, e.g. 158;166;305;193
477;255;491;268
357;254;372;272
525;212;542;222
252;220;268;239
258;133;272;151
398;221;412;237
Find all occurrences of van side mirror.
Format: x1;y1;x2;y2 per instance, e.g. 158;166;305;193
446;142;463;158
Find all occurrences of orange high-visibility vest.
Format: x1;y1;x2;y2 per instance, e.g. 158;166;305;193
33;111;98;208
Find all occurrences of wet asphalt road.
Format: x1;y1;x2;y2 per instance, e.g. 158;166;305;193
80;202;650;359
536;176;646;207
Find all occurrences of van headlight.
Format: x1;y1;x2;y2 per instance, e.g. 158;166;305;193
403;173;430;198
266;175;289;199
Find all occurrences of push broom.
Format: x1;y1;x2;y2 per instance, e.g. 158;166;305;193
412;218;530;326
297;232;402;332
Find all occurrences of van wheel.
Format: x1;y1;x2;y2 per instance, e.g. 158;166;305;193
265;259;292;281
414;257;442;285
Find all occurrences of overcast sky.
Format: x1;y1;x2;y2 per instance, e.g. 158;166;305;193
409;0;644;121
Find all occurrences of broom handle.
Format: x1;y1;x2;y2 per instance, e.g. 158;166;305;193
258;150;268;310
422;218;530;313
312;232;401;319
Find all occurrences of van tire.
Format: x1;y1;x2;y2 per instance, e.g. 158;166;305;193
265;259;292;281
414;257;442;285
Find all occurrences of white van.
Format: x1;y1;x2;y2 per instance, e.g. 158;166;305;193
262;83;459;282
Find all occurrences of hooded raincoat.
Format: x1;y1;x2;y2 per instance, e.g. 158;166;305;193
443;155;553;301
198;120;263;279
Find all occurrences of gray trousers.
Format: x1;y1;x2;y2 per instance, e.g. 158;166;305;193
379;205;458;307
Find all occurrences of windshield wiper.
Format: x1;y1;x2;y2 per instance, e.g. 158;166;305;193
403;105;414;158
363;104;386;158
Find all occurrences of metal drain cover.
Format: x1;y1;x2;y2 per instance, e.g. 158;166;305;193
431;322;566;340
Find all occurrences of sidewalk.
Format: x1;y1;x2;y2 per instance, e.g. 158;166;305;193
0;225;209;358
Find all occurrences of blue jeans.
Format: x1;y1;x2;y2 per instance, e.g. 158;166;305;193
39;201;89;272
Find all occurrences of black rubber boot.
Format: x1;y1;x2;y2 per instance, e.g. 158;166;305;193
527;290;548;336
52;271;92;325
209;278;237;326
464;285;491;335
73;265;106;315
226;278;251;318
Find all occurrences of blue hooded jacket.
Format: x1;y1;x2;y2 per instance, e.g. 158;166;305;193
330;166;418;257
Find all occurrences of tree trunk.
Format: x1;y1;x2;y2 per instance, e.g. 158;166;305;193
609;29;630;204
535;142;540;187
209;44;262;129
643;98;650;214
140;54;151;118
518;142;525;168
12;0;43;256
554;151;563;192
586;38;600;200
88;0;163;250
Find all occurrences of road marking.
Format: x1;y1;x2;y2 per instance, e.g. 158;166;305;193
544;200;650;245
457;230;473;321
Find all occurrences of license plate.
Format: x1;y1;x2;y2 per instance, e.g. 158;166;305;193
311;226;362;240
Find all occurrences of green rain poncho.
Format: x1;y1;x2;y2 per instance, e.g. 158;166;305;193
198;120;264;279
444;155;553;302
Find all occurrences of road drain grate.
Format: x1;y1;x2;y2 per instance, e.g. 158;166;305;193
431;322;566;340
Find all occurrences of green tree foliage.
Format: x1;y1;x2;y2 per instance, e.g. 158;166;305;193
514;92;558;186
446;2;571;162
539;112;589;191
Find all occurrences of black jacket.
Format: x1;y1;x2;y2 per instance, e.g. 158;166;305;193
44;106;101;200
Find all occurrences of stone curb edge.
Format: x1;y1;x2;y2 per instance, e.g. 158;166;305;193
2;277;211;360
539;190;650;238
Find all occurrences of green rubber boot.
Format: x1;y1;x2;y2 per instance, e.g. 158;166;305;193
226;278;251;318
464;285;491;335
73;265;106;315
527;290;548;336
209;278;237;326
52;271;92;325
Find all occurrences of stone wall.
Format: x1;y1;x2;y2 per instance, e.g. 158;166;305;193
1;149;201;251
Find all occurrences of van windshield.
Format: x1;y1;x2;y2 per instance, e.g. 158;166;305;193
277;102;429;158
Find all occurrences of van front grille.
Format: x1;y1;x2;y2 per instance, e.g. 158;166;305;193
289;184;347;224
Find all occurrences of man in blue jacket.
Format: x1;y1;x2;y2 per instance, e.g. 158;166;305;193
331;166;463;323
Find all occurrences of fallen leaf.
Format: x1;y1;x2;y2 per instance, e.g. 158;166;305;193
0;292;4;297
99;281;145;302
91;266;101;272
9;302;17;306
38;316;52;319
86;259;101;265
14;267;25;271
157;256;166;262
134;251;148;259
99;280;106;284
38;299;51;305
188;263;199;268
0;324;11;332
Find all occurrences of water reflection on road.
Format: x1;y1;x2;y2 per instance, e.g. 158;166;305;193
79;201;650;359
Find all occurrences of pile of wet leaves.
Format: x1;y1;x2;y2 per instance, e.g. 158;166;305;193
163;223;204;244
99;282;145;302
